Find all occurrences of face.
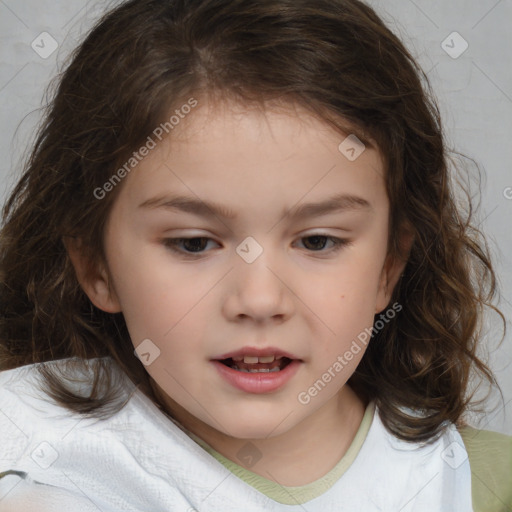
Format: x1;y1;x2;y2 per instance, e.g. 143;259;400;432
74;99;405;440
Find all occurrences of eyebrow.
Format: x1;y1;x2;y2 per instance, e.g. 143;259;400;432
138;192;373;220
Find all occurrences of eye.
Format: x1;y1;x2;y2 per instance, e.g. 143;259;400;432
161;234;352;258
295;234;352;254
162;237;219;255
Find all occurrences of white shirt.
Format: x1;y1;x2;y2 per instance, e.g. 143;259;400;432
0;358;473;511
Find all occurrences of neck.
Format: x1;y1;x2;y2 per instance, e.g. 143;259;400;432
151;380;368;486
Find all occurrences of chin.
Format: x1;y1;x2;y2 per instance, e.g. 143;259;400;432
216;409;298;440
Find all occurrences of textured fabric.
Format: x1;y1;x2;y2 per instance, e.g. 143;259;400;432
0;358;475;511
185;400;376;504
458;425;512;512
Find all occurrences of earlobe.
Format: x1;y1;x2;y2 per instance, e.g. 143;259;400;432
63;236;122;313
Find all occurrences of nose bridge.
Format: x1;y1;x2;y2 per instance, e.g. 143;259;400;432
236;234;281;292
227;234;292;320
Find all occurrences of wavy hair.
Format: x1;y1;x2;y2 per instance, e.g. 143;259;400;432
0;0;505;441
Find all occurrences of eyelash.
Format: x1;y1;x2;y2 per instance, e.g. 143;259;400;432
161;235;352;258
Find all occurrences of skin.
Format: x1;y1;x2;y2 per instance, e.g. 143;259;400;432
67;98;410;486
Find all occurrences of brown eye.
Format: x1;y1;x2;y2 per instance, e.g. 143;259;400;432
162;237;217;254
297;235;351;253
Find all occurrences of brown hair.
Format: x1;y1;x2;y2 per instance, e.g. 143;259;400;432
0;0;505;441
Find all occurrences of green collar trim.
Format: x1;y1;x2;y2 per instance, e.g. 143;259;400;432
188;401;376;505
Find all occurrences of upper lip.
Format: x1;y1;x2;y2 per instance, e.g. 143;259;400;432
212;346;301;361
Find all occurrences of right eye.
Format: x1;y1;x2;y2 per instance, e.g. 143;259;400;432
162;237;220;256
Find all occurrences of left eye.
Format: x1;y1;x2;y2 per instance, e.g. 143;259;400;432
295;235;350;252
161;235;351;256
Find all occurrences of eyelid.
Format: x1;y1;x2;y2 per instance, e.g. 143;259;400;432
160;233;352;258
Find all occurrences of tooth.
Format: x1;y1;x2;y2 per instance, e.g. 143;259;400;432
243;356;259;364
232;356;244;362
258;355;275;363
233;366;281;373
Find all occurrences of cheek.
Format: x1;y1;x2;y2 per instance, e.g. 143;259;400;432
301;258;383;326
108;250;216;349
297;248;385;368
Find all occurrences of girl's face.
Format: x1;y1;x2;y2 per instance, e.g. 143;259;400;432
79;100;406;439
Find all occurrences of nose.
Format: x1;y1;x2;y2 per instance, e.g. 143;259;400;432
222;244;295;324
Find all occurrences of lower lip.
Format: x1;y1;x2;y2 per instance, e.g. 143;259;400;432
211;360;301;394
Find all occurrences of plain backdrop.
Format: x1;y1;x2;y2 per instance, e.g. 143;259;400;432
0;0;511;434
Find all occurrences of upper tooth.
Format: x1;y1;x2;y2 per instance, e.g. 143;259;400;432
242;355;276;364
232;356;244;362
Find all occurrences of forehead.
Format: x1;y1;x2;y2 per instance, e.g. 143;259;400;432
113;98;387;220
167;98;375;156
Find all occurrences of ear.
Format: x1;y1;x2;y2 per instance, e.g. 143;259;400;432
375;225;414;314
63;236;122;313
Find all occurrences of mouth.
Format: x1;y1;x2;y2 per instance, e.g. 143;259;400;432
217;355;293;373
211;350;302;393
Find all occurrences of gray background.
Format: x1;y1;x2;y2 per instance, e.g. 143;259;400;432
0;0;511;434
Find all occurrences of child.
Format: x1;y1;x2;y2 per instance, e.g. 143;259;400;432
0;0;510;510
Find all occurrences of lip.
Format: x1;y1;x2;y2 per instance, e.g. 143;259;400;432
212;359;301;394
212;346;301;361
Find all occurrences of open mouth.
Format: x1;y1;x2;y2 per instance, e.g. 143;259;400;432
218;356;293;373
212;352;302;393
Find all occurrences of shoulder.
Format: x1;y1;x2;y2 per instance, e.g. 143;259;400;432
0;359;210;510
0;358;113;442
457;425;512;512
0;359;136;509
